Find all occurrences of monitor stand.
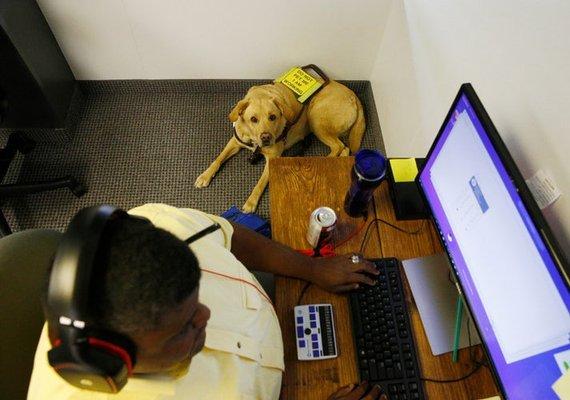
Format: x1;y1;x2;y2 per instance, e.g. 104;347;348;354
402;253;481;357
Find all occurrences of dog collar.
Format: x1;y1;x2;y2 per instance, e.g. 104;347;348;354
232;122;263;164
232;121;288;148
276;128;288;144
232;122;256;150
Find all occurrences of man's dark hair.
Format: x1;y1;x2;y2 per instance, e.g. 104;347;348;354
88;216;201;336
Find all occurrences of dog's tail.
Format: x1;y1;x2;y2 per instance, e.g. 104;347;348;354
348;96;366;154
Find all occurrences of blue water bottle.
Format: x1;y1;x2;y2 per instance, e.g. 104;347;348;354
344;149;387;217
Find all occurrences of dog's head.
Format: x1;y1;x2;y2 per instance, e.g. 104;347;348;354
229;96;296;148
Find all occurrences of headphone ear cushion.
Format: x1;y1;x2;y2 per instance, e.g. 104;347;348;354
48;341;130;393
87;337;134;375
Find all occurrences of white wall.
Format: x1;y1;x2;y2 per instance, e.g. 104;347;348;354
371;0;570;256
35;0;569;254
37;0;391;80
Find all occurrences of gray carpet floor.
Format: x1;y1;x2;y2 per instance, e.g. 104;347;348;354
1;80;384;232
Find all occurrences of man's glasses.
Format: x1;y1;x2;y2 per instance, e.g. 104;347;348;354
184;223;222;245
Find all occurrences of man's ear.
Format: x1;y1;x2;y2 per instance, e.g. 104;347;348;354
229;100;249;122
272;98;296;123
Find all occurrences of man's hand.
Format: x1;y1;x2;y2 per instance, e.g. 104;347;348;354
328;382;387;400
229;222;379;293
310;254;379;293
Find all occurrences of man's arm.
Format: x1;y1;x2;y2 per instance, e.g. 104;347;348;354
229;222;379;293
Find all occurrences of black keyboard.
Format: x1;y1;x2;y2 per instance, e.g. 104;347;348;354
349;258;424;400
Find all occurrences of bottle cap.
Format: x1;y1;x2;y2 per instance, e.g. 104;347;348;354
354;149;387;181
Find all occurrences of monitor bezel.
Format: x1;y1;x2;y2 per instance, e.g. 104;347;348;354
416;83;570;397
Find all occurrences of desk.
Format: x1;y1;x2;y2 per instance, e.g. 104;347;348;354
269;157;500;400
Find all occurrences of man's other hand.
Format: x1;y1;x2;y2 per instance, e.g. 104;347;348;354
327;382;387;400
311;254;379;293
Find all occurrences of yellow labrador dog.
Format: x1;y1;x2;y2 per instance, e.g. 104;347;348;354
194;80;365;213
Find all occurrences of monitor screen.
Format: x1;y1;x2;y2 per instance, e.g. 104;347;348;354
418;84;570;399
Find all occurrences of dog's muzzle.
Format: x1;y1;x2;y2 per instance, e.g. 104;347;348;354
260;132;272;147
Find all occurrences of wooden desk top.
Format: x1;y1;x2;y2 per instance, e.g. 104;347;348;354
269;157;500;400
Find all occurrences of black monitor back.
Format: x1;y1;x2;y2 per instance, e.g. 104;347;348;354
0;0;76;129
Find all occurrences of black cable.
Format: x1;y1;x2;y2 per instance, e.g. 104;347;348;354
420;363;484;383
358;200;427;255
420;314;488;383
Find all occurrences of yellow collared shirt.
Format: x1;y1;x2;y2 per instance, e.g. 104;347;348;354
27;204;284;400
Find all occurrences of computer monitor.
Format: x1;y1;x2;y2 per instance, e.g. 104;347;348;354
417;83;570;399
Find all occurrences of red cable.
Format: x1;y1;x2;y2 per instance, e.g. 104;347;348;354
335;220;367;248
201;268;273;305
296;220;366;257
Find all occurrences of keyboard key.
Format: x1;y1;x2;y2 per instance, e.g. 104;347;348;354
309;306;315;312
310;313;316;321
394;362;403;378
296;317;303;324
349;295;364;337
369;359;378;380
313;350;319;357
299;340;305;348
296;326;304;338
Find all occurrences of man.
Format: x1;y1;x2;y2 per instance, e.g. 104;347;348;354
28;204;386;399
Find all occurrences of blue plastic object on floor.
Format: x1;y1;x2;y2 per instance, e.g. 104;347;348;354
221;206;271;238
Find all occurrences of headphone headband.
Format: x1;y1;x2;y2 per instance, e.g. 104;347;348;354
47;205;125;325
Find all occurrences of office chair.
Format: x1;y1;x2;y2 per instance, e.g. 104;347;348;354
0;131;86;236
0;229;62;399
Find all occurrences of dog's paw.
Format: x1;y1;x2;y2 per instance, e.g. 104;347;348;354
194;171;214;188
242;198;258;214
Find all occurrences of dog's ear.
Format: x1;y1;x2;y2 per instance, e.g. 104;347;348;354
229;100;249;122
272;98;296;124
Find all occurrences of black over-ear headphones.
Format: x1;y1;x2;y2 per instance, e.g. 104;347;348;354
46;205;144;393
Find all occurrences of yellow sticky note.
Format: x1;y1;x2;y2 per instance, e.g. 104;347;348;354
553;371;570;399
389;158;419;182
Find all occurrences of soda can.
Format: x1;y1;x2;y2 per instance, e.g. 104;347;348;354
307;207;337;249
